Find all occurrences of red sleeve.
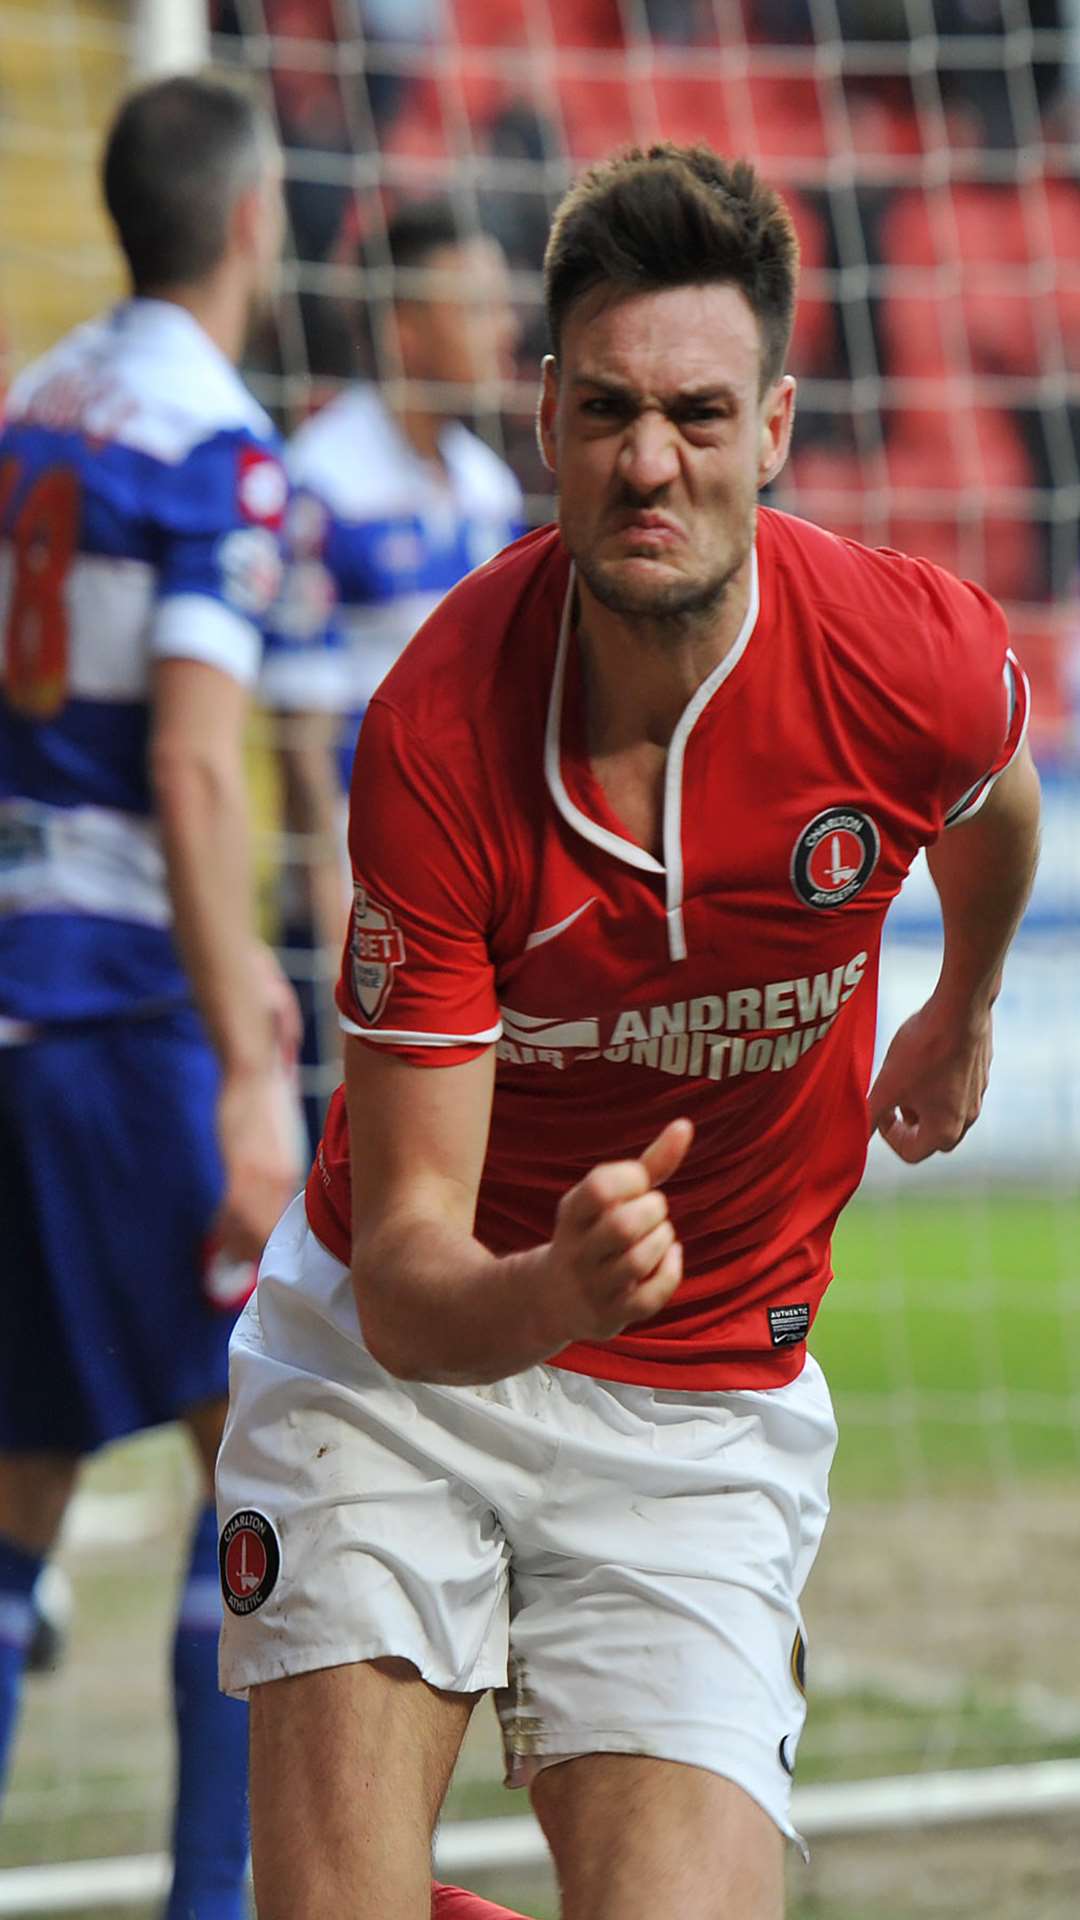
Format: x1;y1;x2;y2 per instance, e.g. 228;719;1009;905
334;697;500;1067
927;571;1030;830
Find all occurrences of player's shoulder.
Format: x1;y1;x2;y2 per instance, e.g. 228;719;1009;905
8;301;274;468
286;385;408;517
441;420;523;515
373;523;568;737
760;505;1005;661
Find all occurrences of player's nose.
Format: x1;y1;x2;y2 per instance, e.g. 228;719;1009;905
616;413;680;494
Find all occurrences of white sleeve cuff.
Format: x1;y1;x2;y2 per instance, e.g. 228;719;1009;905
339;1016;502;1047
152;594;262;686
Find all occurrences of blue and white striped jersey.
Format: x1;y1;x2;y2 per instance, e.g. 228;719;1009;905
0;298;300;1025
261;384;524;788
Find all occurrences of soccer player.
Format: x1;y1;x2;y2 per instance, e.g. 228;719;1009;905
261;196;523;1148
216;146;1041;1920
0;76;304;1920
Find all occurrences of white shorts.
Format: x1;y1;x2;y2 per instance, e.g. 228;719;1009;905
216;1196;837;1845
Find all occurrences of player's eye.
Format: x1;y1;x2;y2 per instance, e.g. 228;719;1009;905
676;405;728;426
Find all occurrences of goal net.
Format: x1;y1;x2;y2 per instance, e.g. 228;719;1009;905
1;2;1079;1916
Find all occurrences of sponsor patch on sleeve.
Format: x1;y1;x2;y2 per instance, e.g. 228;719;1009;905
350;884;405;1023
215;526;284;617
768;1302;810;1347
237;446;288;529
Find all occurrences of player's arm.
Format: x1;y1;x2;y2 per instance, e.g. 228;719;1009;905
926;736;1040;1014
869;739;1040;1163
276;705;350;953
151;657;300;1258
261;494;352;956
347;1037;691;1385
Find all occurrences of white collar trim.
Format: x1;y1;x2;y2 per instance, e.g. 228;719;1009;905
543;546;761;958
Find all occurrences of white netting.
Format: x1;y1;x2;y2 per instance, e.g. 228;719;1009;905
2;3;1080;1916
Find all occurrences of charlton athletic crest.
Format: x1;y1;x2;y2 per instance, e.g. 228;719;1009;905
219;1509;281;1616
350;884;405;1022
791;808;880;910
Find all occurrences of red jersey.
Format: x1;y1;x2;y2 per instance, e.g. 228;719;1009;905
308;510;1028;1390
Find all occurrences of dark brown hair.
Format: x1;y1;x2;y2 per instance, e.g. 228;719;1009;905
544;144;799;390
103;75;269;292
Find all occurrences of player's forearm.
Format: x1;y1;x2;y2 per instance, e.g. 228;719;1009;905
154;748;271;1074
278;722;350;956
353;1215;557;1386
927;749;1041;1017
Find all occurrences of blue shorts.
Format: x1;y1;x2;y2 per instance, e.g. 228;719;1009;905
0;1007;231;1454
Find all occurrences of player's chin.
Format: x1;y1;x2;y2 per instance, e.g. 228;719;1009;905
586;556;707;617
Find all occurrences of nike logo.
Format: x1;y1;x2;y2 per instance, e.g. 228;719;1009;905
499;1006;601;1049
523;896;597;952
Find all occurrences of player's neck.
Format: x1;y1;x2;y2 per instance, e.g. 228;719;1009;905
139;272;250;368
577;560;753;754
392;394;447;470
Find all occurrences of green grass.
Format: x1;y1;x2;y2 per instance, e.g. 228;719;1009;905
798;1684;1080;1783
817;1190;1080;1489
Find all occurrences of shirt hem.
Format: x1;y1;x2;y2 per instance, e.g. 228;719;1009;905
547;1338;808;1393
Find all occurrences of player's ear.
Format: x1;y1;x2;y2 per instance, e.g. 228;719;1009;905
536;354;559;475
757;374;796;489
229;178;260;261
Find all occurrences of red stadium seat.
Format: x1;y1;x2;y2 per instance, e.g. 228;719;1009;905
646;66;739;152
783;191;834;375
746;71;830;166
842;81;924;178
557;49;831;174
1005;609;1074;759
381;79;451;168
881;178;1080;378
784;409;1039;606
450;0;532;45
556;67;641;160
883;404;1039;603
1043;176;1080;373
544;0;627;48
779;444;887;548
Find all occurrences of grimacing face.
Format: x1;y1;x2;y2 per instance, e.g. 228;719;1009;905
538;281;795;625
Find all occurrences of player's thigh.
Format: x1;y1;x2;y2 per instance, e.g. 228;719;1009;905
496;1359;836;1856
249;1654;477;1919
217;1200;514;1702
0;1018;230;1452
531;1751;784;1920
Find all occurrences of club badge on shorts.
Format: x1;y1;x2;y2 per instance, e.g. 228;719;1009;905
350;883;405;1022
219;1509;281;1616
791;808;879;910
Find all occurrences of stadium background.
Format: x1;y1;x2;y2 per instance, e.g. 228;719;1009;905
1;1;1079;1915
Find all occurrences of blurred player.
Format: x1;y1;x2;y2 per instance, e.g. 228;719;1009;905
218;146;1040;1918
0;76;304;1920
261;197;523;1148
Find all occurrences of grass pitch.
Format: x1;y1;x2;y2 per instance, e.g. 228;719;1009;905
822;1188;1080;1487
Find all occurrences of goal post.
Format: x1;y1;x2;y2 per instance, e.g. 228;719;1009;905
130;0;209;77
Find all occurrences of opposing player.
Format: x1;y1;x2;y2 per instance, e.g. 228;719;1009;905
0;76;304;1920
261;196;523;1147
217;146;1040;1919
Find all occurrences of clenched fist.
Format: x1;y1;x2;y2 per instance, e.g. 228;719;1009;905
540;1117;694;1343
